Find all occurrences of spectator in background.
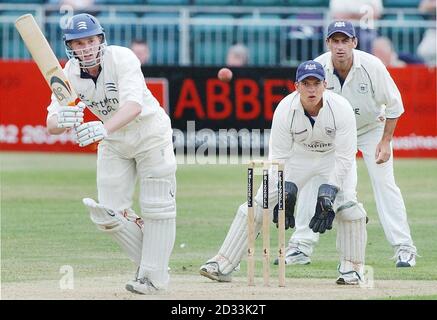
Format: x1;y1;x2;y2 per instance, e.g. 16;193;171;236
417;0;436;66
130;39;151;66
329;0;383;53
372;37;406;67
226;43;249;67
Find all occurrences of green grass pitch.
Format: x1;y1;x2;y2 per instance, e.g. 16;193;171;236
1;152;437;288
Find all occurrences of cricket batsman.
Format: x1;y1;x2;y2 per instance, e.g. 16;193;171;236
45;13;177;294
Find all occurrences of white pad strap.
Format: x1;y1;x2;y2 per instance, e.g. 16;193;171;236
138;211;176;290
83;198;143;266
336;203;367;274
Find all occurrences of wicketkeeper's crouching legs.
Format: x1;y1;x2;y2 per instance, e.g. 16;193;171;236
335;202;367;285
200;202;262;281
200;177;280;282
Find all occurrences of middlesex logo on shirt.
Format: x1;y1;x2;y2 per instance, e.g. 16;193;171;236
105;82;117;92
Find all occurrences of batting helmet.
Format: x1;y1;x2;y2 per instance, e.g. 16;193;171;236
63;13;107;67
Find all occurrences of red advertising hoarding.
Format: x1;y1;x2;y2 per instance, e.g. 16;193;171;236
1;60;436;157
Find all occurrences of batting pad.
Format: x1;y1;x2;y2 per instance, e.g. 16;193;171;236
336;203;367;271
83;198;143;266
137;211;176;290
215;202;263;275
140;178;176;215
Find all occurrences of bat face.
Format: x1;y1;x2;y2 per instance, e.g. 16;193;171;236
15;14;78;106
49;73;75;105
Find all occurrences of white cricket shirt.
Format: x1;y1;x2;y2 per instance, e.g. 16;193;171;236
270;90;357;188
315;49;404;135
47;45;161;121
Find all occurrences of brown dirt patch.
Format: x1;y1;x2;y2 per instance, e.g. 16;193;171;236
2;274;437;300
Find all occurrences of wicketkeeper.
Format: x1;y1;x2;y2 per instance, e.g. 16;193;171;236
200;60;368;285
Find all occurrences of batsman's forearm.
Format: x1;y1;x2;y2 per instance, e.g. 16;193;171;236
103;101;142;135
381;118;398;143
46;114;67;135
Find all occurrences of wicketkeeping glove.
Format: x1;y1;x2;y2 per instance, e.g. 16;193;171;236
75;121;108;147
309;184;339;234
273;181;298;230
56;101;86;128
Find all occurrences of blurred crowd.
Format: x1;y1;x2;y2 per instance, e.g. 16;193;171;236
45;0;437;67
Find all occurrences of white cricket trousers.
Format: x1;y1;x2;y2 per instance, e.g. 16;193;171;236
358;126;415;251
96;107;177;211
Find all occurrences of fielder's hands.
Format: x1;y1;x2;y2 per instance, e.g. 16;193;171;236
375;140;391;164
75;121;108;147
56;101;86;128
273;181;298;230
309;184;339;234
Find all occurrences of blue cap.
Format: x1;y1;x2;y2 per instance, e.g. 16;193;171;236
327;20;356;38
296;60;325;82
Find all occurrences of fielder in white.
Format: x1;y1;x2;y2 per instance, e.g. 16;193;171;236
200;61;367;285
46;14;177;294
287;21;417;268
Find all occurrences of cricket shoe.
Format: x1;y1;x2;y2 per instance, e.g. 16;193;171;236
336;270;362;285
273;248;311;265
199;261;232;282
395;247;417;268
125;277;160;295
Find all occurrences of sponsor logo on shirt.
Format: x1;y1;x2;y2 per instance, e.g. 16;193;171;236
79;93;119;116
303;141;332;150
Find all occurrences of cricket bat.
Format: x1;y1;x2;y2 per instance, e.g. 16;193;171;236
15;14;79;107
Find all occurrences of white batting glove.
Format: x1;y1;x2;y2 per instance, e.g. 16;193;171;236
75;121;108;147
56;101;86;128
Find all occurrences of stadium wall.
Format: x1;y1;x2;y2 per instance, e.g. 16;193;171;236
1;60;436;157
